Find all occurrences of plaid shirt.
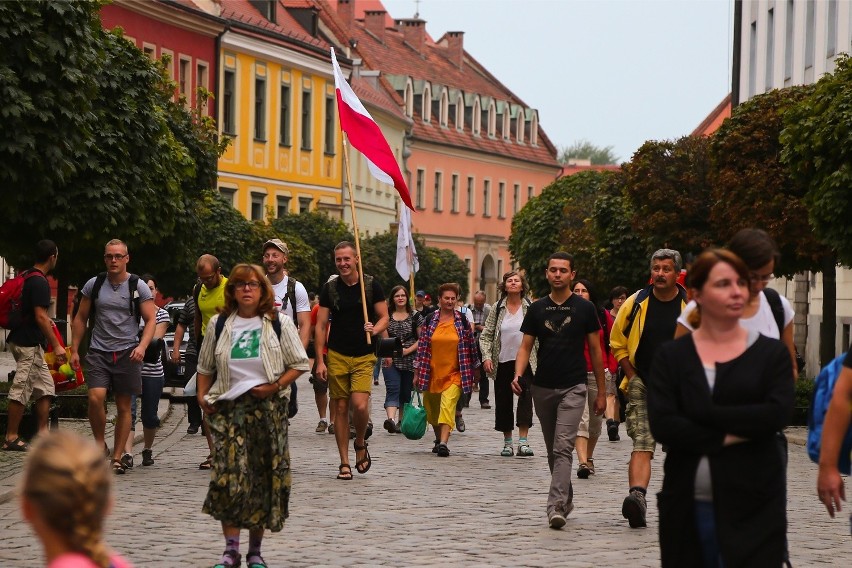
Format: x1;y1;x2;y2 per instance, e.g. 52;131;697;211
414;310;478;394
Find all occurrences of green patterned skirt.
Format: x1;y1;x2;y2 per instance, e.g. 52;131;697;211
202;393;291;531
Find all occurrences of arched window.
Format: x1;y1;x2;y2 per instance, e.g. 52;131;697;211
529;110;538;145
422;83;432;123
502;106;511;141
488;101;496;137
404;81;413;117
516;107;524;144
472;97;481;136
455;94;464;131
440;88;449;127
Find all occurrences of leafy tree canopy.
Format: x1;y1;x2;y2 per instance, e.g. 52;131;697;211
559;139;619;165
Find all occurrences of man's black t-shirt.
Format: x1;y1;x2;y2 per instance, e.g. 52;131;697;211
634;292;683;380
520;293;601;389
7;269;50;348
319;275;384;357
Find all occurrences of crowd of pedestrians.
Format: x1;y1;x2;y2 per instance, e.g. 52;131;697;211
3;231;850;567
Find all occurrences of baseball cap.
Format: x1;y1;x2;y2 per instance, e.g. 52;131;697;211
263;238;289;255
416;290;426;297
424;294;432;302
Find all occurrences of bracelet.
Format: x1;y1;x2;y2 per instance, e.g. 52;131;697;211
277;381;285;392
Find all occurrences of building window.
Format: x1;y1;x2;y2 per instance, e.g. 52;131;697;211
503;109;511;141
527;185;534;200
472;98;481;136
488;102;496;137
250;192;266;221
530;113;538;145
497;259;503;280
277;196;291;217
439;89;449;127
450;174;459;213
223;69;236;135
516;111;524;143
279;84;291;146
254;76;266;141
196;62;209;113
299;197;312;213
178;57;191;104
466;176;474;214
404;83;413;117
827;0;838;58
433;171;443;211
416;169;425;209
482;179;491;217
324;96;335;154
805;0;815;69
497;182;505;218
143;44;156;59
513;184;520;214
301;90;312;150
766;8;774;89
784;0;794;81
161;48;174;80
749;21;757;98
219;187;236;206
422;83;432;123
455;94;464;131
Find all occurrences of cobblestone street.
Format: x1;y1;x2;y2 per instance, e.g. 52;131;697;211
0;371;850;567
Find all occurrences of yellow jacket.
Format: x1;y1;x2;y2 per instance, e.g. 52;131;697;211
610;284;688;369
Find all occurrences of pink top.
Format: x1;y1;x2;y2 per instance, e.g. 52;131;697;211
48;552;132;568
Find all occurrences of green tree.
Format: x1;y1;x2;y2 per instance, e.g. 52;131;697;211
559;139;619;165
623;135;715;259
782;55;852;364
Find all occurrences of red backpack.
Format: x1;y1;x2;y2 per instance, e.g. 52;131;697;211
0;269;44;329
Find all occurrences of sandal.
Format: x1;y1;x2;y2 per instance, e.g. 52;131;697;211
111;459;126;475
336;463;353;480
246;556;266;568
517;443;534;457
577;462;591;479
1;437;29;452
213;550;241;568
354;442;371;474
587;458;595;475
501;444;514;457
199;455;212;470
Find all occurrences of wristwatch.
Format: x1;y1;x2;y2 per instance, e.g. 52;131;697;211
277;381;286;392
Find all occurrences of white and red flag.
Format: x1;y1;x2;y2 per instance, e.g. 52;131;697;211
395;205;419;281
331;48;414;210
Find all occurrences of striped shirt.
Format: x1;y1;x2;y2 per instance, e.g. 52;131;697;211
140;307;170;379
197;311;310;404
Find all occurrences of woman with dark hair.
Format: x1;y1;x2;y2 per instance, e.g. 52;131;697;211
479;271;537;456
676;228;797;377
606;285;629;440
121;273;169;469
381;285;424;433
572;279;618;478
648;249;794;567
196;264;310;568
413;283;478;457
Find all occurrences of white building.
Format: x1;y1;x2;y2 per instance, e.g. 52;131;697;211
733;0;852;372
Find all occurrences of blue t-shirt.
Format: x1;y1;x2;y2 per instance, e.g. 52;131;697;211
81;275;153;351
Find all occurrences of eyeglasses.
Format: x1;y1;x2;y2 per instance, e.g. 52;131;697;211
233;281;261;290
750;272;775;283
103;254;127;261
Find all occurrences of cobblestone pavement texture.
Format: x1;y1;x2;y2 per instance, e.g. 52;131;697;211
0;350;849;566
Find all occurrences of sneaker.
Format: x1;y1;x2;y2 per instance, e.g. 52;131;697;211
120;453;133;470
141;448;154;466
327;423;335;435
501;444;514;457
316;420;328;433
383;418;396;434
577;463;591;479
187;423;200;435
480;402;491;409
607;419;620;442
436;443;450;457
548;507;566;529
622;490;648;528
456;416;466;432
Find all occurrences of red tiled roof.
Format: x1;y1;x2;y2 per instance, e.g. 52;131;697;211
692;93;732;137
311;0;558;168
216;0;331;52
560;163;621;177
351;76;410;123
353;0;394;27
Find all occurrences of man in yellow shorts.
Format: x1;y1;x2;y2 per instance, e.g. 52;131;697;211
314;242;388;480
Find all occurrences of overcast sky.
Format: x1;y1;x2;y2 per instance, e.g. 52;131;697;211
379;0;733;163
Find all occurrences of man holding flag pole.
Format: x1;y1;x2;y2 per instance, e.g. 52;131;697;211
312;49;411;479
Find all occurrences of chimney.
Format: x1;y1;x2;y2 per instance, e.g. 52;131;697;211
399;18;426;54
446;31;464;69
364;10;386;43
336;0;354;30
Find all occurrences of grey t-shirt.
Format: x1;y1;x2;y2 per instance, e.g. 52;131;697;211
82;275;153;351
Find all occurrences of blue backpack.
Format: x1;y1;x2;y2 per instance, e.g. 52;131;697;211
807;353;852;474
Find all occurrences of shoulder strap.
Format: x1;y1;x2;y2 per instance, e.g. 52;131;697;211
88;272;108;322
214;314;226;341
128;274;140;322
622;292;646;337
762;287;786;336
193;282;202;306
272;313;282;339
286;277;298;324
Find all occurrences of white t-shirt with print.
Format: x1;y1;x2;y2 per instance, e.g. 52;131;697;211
270;275;310;322
218;315;267;401
678;290;794;338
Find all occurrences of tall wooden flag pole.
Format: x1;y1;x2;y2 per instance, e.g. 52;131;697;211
341;134;371;345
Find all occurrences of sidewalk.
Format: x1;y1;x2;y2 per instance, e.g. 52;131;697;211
0;349;172;504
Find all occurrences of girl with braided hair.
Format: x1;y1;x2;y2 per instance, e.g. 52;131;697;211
21;431;131;568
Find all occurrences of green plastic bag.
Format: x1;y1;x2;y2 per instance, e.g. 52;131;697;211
400;390;427;440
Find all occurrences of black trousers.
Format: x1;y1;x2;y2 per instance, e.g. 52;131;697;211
494;360;533;432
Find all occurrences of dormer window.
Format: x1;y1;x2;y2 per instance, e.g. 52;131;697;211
529;110;538;146
404;82;413;117
422;83;432;123
455;94;464;131
503;107;511;141
488;101;496;138
516;108;524;144
439;89;449;127
472;97;481;136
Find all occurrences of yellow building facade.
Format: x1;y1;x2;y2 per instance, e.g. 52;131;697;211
217;31;343;220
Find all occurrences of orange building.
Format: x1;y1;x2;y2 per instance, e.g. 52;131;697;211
314;0;561;301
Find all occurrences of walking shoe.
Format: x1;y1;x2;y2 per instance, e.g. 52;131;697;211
517;442;534;457
315;419;328;433
141;448;154;466
456;416;466;432
383;418;396;434
120;453;133;470
607;419;620;441
395;421;402;433
436;443;450;457
622;490;648;528
327;423;335;435
501;444;514;457
187;423;200;435
548;507;566;529
432;439;440;453
577;463;591;479
480;402;491;409
587;458;595;475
